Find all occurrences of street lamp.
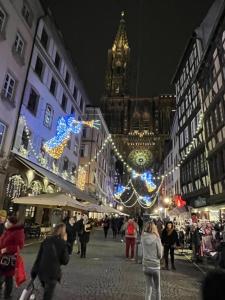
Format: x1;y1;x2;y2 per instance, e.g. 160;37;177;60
163;197;170;205
109;203;113;207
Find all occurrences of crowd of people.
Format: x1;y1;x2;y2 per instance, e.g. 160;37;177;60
0;209;224;300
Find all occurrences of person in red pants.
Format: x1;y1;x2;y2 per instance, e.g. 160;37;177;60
124;218;138;260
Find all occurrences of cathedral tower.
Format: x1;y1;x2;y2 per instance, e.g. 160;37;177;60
105;11;130;97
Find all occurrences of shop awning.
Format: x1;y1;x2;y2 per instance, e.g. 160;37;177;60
15;155;97;203
13;192;90;211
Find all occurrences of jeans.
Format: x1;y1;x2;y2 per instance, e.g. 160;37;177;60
144;269;161;300
0;275;13;298
126;237;136;258
104;227;109;238
42;280;57;300
81;241;87;258
164;245;175;266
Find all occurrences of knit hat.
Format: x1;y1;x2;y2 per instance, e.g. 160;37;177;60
0;210;7;219
8;216;18;225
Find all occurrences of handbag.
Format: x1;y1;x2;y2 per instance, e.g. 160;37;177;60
0;254;16;271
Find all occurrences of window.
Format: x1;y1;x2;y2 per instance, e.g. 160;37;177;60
80;144;85;157
2;73;16;100
80;97;84;111
82;128;87;138
14;32;25;56
0;7;6;33
21;129;29;150
0;121;6;150
22;2;33;27
54;52;61;70
65;71;70;86
40;27;48;49
63;157;68;171
71;106;75;115
67;139;71;149
27;88;39;115
61;94;67;111
49;77;56;95
73;85;77;99
34;56;43;78
44;104;53;128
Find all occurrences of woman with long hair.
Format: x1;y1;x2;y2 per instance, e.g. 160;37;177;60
161;221;179;270
141;221;163;300
31;223;69;300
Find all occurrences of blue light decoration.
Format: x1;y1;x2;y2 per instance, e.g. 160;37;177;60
131;171;157;193
138;195;152;206
44;114;101;159
140;171;156;193
114;184;127;199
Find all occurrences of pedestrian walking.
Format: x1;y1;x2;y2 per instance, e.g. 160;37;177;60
75;215;82;254
102;215;110;239
141;221;163;300
31;223;69;300
124;218;138;260
138;215;143;234
111;217;118;239
77;215;92;258
65;217;76;255
0;216;25;299
161;221;179;270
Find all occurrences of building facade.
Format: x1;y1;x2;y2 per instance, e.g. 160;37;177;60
171;0;225;221
101;12;175;181
79;106;115;206
0;0;44;206
2;12;95;221
197;0;225;217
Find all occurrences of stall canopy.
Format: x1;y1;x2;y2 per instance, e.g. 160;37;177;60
86;204;128;215
13;193;89;210
15;155;97;203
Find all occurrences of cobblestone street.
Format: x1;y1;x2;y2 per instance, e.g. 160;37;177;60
13;229;203;300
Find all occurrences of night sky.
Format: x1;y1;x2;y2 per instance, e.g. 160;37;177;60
48;0;214;104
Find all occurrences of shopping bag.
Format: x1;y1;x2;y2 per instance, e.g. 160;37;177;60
15;255;27;287
18;280;36;300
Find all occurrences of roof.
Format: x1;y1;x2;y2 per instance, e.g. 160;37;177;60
112;11;129;51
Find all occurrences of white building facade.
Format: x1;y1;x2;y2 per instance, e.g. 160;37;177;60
79;106;115;208
0;0;44;206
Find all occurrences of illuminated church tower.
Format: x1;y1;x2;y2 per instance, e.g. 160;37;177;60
105;11;130;97
101;12;175;174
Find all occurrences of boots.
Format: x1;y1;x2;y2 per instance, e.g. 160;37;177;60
172;264;176;270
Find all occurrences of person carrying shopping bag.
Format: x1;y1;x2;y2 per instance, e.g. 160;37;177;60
31;223;69;300
0;216;25;299
141;221;163;300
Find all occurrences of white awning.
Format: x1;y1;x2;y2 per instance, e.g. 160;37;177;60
13;192;89;211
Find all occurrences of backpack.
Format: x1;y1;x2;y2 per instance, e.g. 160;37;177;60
127;223;135;235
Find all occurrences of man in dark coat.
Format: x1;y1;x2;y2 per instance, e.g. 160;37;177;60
65;217;76;254
161;221;179;270
31;223;69;300
77;215;91;258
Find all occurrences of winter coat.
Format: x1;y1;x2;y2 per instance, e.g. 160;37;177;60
66;223;76;243
161;228;179;247
103;218;110;229
141;232;163;270
0;224;25;276
31;235;69;283
77;220;91;244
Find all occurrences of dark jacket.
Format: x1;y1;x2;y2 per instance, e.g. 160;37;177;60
77;220;91;244
161;228;179;247
0;224;25;276
31;235;69;282
66;222;76;243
